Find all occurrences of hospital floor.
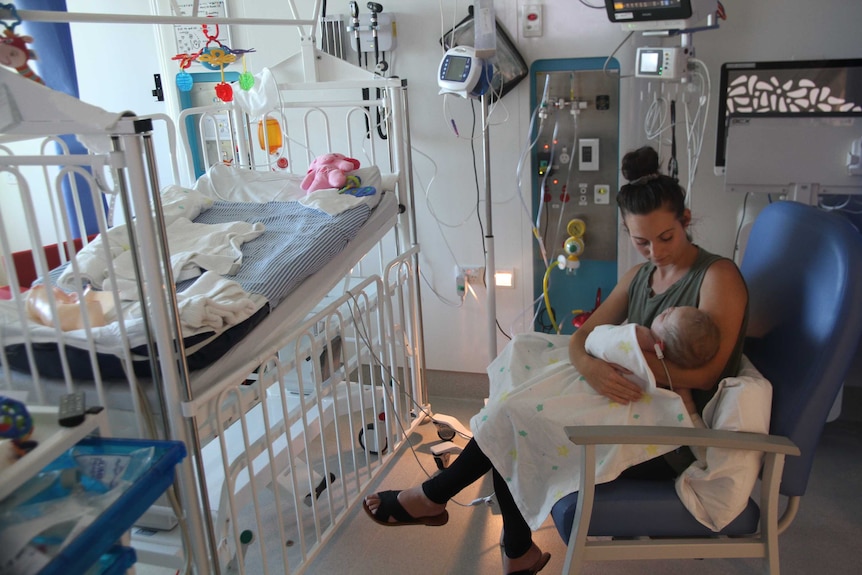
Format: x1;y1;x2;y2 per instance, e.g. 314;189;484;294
136;387;862;575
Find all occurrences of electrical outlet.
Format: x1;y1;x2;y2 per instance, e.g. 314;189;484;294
455;265;484;298
460;265;485;285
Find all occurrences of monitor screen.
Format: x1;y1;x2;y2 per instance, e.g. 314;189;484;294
442;55;470;82
638;50;662;75
715;58;862;176
606;0;691;22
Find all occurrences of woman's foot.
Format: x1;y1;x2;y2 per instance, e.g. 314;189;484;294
502;543;550;575
363;486;448;526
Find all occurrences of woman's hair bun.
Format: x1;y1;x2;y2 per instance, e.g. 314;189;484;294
621;146;659;182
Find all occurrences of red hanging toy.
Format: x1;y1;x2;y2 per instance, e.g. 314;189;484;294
170;20;255;103
0;4;44;84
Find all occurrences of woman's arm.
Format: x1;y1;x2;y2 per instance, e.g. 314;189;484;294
569;264;644;404
646;259;748;391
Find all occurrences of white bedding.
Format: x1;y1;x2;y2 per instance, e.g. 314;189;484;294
675;356;772;531
472;326;772;532
192;163;383;209
472;330;691;530
0;165;387;359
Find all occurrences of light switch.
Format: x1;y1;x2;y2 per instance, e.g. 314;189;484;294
523;5;543;38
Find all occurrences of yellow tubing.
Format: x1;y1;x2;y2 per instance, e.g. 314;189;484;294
543;263;560;334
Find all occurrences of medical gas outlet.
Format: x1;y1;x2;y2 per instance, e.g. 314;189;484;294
594;184;610;204
557;219;586;274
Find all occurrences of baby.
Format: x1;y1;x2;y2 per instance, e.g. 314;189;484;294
634;306;720;425
635;306;720;369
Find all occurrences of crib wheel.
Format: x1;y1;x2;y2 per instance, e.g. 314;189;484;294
358;422;387;455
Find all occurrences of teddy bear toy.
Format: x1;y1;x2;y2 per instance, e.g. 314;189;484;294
300;153;361;194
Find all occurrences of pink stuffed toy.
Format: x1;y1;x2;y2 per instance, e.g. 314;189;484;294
300;153;361;194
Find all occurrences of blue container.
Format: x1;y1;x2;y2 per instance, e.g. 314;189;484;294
34;438;186;575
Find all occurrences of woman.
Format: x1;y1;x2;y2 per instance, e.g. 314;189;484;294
363;146;749;575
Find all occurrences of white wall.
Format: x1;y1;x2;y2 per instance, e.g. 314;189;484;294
72;1;862;375
338;0;859;374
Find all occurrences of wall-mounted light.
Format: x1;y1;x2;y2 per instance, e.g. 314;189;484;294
495;270;514;288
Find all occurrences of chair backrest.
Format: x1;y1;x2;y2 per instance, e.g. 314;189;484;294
740;200;862;497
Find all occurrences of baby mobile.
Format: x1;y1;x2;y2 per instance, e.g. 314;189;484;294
0;3;44;85
172;21;255;103
172;21;287;170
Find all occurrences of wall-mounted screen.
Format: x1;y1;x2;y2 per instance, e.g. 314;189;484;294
715;58;862;176
606;0;692;22
605;0;715;30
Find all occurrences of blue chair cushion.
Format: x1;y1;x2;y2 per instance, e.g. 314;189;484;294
551;478;761;541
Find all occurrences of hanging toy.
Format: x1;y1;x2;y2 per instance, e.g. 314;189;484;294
238;54;255;91
171;51;200;92
0;5;44;85
196;23;244;103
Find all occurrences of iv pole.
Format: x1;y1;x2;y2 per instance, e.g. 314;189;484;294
473;0;498;363
481;91;497;362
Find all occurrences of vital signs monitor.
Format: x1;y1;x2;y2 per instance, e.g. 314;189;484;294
438;45;493;99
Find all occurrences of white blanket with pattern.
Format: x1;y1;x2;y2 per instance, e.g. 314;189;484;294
471;329;691;530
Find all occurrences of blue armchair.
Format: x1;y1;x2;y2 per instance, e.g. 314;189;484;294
551;200;862;574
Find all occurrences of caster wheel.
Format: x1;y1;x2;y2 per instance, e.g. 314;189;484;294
436;424;456;441
358;422;387;454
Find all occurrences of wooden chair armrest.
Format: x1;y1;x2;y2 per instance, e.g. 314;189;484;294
564;425;800;456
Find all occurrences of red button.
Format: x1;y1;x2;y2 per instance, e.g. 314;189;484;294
527;13;538;21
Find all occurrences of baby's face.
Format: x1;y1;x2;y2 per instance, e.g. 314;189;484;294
650;306;681;341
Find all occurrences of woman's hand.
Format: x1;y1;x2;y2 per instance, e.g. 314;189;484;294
579;355;644;404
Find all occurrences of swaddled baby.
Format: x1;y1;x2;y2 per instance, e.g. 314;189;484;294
634;305;720;425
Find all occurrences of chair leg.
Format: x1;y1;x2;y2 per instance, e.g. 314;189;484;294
562;444;597;575
760;453;786;575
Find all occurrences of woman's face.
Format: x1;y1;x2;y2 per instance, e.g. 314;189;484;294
623;206;691;267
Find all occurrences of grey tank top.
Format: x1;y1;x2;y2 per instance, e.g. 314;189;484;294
627;246;748;413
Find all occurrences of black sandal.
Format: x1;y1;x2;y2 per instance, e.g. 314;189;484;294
507;552;551;575
362;490;449;527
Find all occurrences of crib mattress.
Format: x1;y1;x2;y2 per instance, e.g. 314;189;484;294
0;187;398;382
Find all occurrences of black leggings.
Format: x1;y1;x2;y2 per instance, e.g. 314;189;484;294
421;438;532;559
420;438;680;558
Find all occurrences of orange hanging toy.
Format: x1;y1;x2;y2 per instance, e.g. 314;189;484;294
0;5;44;85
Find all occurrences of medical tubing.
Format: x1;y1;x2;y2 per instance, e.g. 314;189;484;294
604;31;634;78
346;293;490;505
644;91;669;142
550;110;579;253
684;59;710;204
541;72;551;107
523;292;546;337
535;118;559;232
515;103;550;267
542;263;560;334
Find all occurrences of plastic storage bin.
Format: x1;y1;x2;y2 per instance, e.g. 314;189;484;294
1;437;185;575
